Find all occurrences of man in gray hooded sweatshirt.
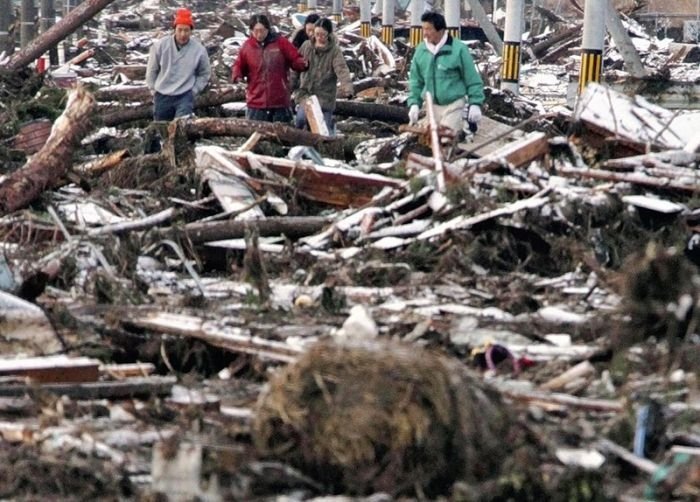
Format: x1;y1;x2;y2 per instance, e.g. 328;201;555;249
146;8;211;121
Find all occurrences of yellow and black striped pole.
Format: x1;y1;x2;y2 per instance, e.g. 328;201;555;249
298;3;306;11
381;0;395;46
501;0;524;94
578;0;605;94
332;0;342;24
409;0;423;47
445;0;460;40
360;0;371;38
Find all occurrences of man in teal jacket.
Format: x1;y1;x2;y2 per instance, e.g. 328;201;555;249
407;11;484;135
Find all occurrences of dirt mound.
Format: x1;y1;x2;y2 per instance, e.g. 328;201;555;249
253;340;515;496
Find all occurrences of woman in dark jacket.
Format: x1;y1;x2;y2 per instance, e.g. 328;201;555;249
231;14;308;123
289;13;320;48
293;18;353;135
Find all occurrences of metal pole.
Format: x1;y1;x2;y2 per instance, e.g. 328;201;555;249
501;0;523;94
361;0;371;38
409;0;423;47
445;0;460;39
40;0;58;65
332;0;342;23
381;0;394;45
0;0;12;53
20;0;36;48
578;0;606;94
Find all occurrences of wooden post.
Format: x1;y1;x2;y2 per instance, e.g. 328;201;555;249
425;92;445;193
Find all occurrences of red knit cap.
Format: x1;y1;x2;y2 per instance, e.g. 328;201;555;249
173;8;194;29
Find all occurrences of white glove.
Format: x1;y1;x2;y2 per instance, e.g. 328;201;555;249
408;105;420;125
463;104;482;125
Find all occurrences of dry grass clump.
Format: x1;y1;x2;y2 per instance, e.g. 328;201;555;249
253;340;514;496
617;243;698;348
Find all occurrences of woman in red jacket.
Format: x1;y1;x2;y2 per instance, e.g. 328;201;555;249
232;14;308;123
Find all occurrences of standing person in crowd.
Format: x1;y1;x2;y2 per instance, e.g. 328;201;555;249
407;11;484;135
146;8;211;121
232;13;308;123
293;18;353;135
289;13;320;48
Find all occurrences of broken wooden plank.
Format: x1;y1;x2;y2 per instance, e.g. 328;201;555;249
0;376;176;399
126;312;302;362
425;92;446;192
302;95;330;136
161;216;333;244
0;355;100;383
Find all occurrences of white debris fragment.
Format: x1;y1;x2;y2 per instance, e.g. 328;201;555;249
333;305;378;341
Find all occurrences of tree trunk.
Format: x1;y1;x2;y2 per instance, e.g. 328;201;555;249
5;0;118;70
100;87;245;126
0;85;95;215
179;117;345;156
161;216;333;244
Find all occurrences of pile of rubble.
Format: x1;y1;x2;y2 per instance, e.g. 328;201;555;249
0;0;699;500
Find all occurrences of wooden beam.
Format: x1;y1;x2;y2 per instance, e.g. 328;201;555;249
0;376;177;399
0;355;100;383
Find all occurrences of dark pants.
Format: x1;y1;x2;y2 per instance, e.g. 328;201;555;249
295;105;335;136
246;107;292;123
153;90;194;121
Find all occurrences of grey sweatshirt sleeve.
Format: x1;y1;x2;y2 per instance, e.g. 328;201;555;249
192;45;211;96
145;41;161;91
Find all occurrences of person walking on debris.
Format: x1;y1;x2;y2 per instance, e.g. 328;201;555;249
146;8;211;121
292;18;354;136
407;11;484;135
232;13;308;123
289;12;320;49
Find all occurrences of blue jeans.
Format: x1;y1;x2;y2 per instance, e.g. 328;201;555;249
153;90;194;121
295;106;335;136
246;107;292;123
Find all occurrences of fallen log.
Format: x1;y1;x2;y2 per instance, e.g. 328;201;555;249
176;118;344;155
161;216;333;244
100;87;245;126
334;99;408;122
5;0;118;70
0;85;95;215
